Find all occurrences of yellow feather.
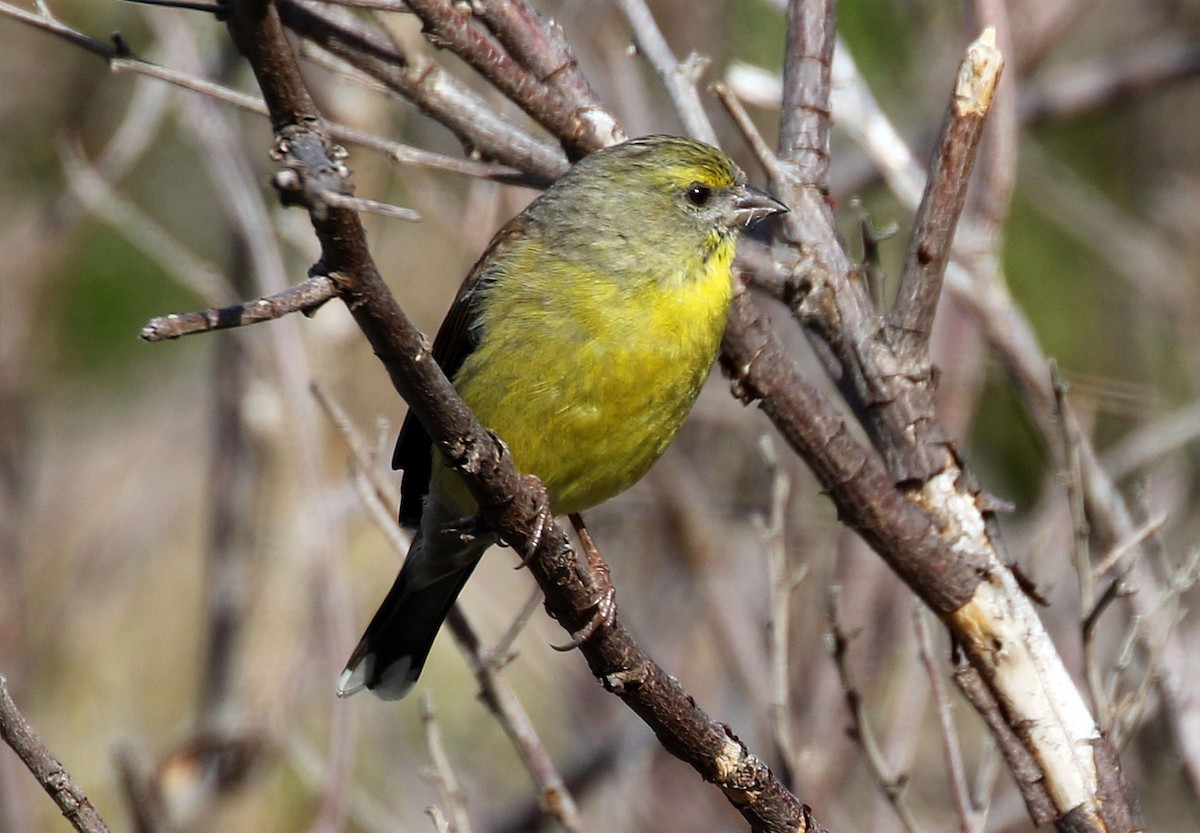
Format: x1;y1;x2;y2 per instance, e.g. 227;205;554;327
433;232;735;516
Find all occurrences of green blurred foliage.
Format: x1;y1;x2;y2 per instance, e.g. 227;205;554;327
728;0;787;71
54;222;198;379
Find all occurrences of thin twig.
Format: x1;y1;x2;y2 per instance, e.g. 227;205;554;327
485;588;542;667
826;591;921;833
755;437;804;783
614;0;717;145
311;381;401;506
1094;515;1166;579
1053;367;1115;727
887;27;1003;348
0;0;118;58
287;733;414;833
712;81;789;185
1112;606;1185;752
445;608;593;833
300;185;422;222
1110;550;1200;750
0;675;112;833
914;610;978;833
420;695;475;833
140;276;337;341
321;0;407;10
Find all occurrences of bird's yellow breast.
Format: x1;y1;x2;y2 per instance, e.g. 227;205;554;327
431;234;734;517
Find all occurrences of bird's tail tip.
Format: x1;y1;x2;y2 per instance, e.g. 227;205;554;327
335;663;369;699
335;654;416;701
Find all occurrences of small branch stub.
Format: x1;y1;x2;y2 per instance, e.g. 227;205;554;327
139;276;337;341
956;27;1003;117
887;27;1004;347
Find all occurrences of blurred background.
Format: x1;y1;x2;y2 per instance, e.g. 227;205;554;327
1;0;1199;831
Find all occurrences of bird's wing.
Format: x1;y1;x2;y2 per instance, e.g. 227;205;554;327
392;219;528;528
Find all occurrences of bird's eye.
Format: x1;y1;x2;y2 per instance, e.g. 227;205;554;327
685;183;712;207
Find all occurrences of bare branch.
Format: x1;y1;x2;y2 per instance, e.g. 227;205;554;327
0;675;112;833
404;0;615;156
726;24;1143;828
420;695;475;833
445;608;593;833
888;28;1003;349
720;282;986;611
778;0;834;186
915;611;979;833
1021;36;1200;126
140;276;337;341
276;0;569;179
827;592;921;833
754;437;804;782
614;0;717;145
953;664;1057;825
471;0;616;142
0;0;117;59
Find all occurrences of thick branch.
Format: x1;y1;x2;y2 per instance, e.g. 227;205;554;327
471;0;615;141
720;284;985;612
778;0;834;187
404;0;613;157
276;0;568;179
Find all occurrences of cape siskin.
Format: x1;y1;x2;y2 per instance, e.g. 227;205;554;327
339;135;787;700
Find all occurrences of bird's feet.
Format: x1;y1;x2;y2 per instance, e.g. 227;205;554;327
513;474;554;569
551;513;617;651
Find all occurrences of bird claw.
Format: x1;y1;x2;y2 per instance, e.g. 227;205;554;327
550;586;616;651
513;475;554;570
551;512;617;651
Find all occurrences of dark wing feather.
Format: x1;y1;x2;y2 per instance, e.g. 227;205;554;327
393;219;529;527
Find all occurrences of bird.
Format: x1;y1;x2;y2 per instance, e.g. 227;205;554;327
337;135;787;700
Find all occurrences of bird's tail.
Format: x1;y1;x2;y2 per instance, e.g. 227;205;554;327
337;538;484;701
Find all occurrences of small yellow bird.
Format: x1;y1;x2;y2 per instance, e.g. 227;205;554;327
338;135;786;699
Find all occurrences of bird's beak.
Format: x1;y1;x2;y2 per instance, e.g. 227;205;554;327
732;184;789;226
